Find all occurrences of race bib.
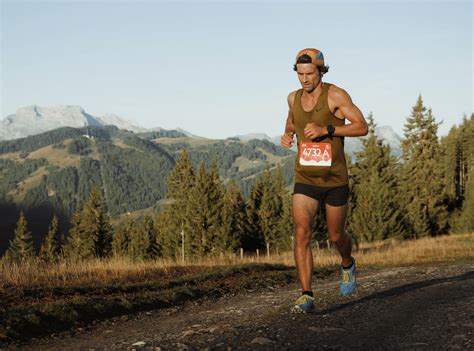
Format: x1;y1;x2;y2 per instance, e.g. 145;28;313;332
299;142;332;166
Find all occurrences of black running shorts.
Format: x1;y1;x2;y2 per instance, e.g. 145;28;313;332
292;183;349;206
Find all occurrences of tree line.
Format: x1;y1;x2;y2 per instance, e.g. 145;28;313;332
1;96;473;262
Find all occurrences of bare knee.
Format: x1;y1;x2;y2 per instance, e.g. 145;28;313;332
295;225;311;248
328;230;349;248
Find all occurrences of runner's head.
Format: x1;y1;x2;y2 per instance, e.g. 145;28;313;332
293;48;329;74
293;48;329;92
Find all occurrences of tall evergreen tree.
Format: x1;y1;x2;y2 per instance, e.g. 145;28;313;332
348;113;405;241
4;211;35;261
39;214;63;261
441;114;474;228
187;160;223;256
66;186;112;260
160;150;195;259
456;172;474;232
112;218;133;257
242;174;266;251
400;96;448;237
258;167;280;251
276;188;294;252
218;179;247;253
128;215;157;260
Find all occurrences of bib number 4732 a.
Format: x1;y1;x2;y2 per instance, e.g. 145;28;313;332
299;142;332;166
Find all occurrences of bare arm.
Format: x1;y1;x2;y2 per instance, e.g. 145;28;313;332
285;91;296;134
281;91;297;148
303;85;368;140
328;85;368;137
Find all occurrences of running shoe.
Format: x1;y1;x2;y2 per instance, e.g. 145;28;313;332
340;256;357;296
291;294;315;313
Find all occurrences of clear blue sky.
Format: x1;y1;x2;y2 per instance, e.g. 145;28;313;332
1;0;472;138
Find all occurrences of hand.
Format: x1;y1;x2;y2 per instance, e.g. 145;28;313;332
304;123;325;140
281;132;295;148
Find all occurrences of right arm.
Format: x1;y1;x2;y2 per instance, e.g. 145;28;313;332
281;91;297;148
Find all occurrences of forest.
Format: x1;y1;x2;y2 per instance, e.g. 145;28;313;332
1;96;473;261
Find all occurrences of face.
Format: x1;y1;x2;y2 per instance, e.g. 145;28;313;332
296;64;321;93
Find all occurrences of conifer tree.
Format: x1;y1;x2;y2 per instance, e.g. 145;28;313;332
258;167;280;251
273;164;293;252
66;186;112;260
187;160;224;256
277;188;293;252
442;114;474;227
242;174;266;251
348;113;405;241
128;215;157;260
112;218;133;257
160;150;195;259
155;210;174;257
218;179;247;253
4;211;35;261
456;172;474;232
400;97;448;237
39;214;63;261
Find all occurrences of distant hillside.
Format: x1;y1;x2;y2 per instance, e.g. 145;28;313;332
1;104;402;156
0;125;294;254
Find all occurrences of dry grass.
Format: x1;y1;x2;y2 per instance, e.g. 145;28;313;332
1;233;472;290
27;142;81;167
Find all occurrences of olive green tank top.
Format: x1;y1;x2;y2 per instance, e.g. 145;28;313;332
293;82;349;187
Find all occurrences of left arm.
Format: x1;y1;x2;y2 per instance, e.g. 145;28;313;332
304;85;368;139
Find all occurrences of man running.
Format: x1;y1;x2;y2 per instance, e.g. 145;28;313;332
281;48;368;313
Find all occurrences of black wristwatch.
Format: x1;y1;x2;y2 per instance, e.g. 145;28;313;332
327;125;335;139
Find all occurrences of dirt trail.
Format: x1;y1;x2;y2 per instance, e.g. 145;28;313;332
6;262;474;350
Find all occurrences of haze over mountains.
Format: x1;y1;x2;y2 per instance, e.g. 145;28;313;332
0;105;402;155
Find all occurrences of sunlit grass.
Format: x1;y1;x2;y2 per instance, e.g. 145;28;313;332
1;233;472;290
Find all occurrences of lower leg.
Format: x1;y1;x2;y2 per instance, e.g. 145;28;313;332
325;203;352;267
294;228;314;292
333;232;353;267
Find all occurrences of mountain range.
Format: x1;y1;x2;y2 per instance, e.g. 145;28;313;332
1;105;402;156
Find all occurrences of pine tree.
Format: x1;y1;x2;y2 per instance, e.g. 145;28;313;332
277;188;294;252
112;218;133;257
273;164;293;252
39;214;63;261
160;150;195;259
4;211;35;261
442;114;474;229
66;186;112;260
242;174;266;251
258;167;280;251
218;179;247;253
456;173;474;232
400;97;448;237
187;160;224;256
348;113;405;241
128;215;157;260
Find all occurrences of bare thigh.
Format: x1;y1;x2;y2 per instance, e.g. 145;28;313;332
325;203;348;240
293;194;320;230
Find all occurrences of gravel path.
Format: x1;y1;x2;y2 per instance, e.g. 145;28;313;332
6;262;474;350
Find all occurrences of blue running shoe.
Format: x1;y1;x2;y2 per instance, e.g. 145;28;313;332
291;294;315;313
340;256;357;296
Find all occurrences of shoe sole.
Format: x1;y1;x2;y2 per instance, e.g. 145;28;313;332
290;305;315;314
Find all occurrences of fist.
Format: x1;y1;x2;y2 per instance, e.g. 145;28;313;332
281;132;295;148
304;123;324;140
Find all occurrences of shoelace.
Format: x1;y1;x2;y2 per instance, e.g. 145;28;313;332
343;270;351;284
